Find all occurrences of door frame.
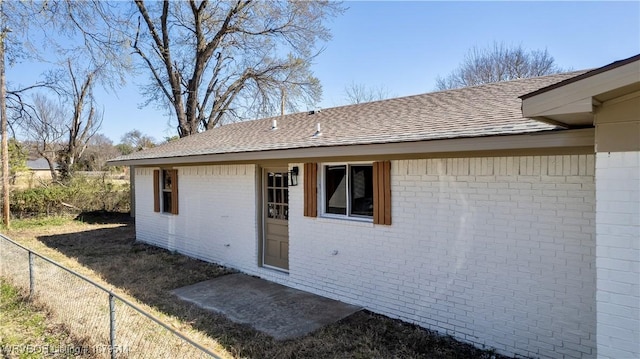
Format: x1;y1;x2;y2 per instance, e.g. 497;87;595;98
261;167;290;272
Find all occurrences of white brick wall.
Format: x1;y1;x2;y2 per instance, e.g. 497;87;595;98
288;155;596;359
135;165;259;271
134;156;597;359
595;151;640;359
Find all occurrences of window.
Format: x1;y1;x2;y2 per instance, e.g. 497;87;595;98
153;169;178;215
304;161;390;224
162;170;174;213
266;171;289;220
324;164;373;219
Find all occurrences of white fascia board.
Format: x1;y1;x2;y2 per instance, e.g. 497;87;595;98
522;61;640;118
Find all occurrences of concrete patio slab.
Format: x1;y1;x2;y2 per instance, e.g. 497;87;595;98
170;273;362;340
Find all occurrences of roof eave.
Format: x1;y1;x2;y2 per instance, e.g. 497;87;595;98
521;54;640;100
108;128;595;167
521;54;640;127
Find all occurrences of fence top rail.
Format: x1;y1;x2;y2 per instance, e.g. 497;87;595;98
0;233;223;359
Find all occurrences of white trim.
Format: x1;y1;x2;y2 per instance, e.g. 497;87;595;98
320;213;374;223
320;162;374;222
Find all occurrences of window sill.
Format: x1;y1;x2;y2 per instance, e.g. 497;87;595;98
156;212;178;216
319;213;373;224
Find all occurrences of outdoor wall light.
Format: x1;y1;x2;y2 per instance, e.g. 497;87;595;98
288;166;299;186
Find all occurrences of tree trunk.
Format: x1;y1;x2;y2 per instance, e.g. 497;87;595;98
0;2;10;228
45;157;58;182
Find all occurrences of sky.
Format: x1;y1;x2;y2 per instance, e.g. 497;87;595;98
6;1;640;144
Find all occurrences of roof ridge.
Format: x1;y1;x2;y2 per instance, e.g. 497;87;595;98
241;69;592;123
426;69;591;95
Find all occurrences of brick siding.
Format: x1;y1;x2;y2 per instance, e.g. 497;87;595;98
135;155;597;358
289;155;596;358
595;151;640;359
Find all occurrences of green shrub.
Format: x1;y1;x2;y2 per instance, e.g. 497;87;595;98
10;174;130;218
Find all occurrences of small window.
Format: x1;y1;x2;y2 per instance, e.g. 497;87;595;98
324;164;373;219
162;170;173;213
154;169;178;215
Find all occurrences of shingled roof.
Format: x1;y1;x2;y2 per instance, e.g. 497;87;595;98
112;70;587;164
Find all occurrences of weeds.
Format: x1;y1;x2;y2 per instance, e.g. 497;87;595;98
0;279;89;359
10;175;130;218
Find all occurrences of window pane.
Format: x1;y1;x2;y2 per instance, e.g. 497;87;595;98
163;170;172;190
325;165;346;215
163;192;172;213
350;165;373;217
268;188;274;203
276;187;282;203
267;172;274;187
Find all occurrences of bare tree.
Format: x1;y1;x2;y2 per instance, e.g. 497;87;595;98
19;61;102;181
76;133;118;171
343;82;391;104
19;1;342;139
120;129;156;153
35;1;133;87
435;42;568;90
20;94;65;181
56;60;102;179
131;1;343;137
0;1;124;226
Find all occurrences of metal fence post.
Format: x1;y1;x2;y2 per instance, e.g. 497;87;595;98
28;251;34;298
1;234;223;359
109;292;116;359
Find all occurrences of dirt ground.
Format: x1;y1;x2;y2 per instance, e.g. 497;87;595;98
5;213;508;359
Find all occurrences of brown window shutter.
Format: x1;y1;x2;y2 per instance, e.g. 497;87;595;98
153;169;160;213
373;161;391;225
170;169;179;215
304;163;317;217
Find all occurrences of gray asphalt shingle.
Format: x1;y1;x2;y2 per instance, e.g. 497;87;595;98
112;71;587;163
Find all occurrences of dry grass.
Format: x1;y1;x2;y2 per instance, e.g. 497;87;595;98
4;213;508;359
0;279;96;358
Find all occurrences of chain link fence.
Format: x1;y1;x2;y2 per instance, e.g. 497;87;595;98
0;234;222;359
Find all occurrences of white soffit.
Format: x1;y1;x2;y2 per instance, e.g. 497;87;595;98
522;59;640;126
